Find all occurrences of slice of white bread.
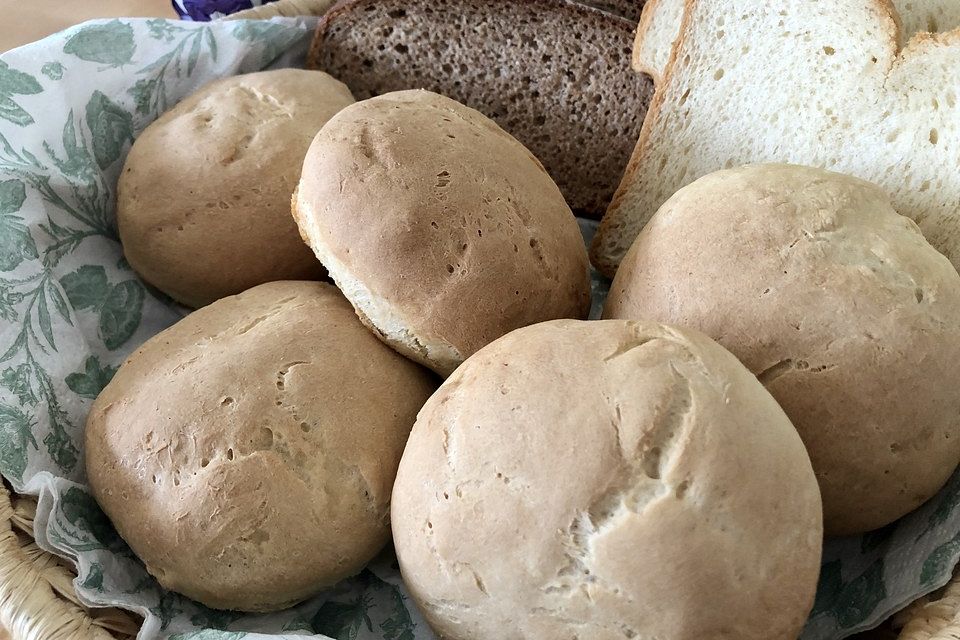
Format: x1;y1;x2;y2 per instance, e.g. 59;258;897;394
633;0;685;84
636;0;960;84
592;0;960;278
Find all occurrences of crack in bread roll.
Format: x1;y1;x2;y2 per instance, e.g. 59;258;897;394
117;70;354;308
392;319;822;640
604;163;960;535
85;281;436;612
294;90;591;377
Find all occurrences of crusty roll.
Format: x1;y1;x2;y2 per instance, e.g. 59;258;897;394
294;90;591;376
605;163;960;534
118;70;354;308
392;319;823;640
85;281;436;612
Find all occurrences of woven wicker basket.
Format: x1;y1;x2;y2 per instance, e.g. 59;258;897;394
0;1;957;638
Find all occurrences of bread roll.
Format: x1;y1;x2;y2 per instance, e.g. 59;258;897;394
294;90;591;376
85;281;436;612
605;163;960;534
392;319;823;640
117;70;354;308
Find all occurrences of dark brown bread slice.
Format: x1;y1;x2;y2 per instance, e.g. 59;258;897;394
580;0;643;21
308;0;653;218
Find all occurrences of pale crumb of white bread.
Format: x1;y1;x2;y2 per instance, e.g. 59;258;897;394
635;0;960;83
294;189;463;376
592;0;960;278
633;0;685;83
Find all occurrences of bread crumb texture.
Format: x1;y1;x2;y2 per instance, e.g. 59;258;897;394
392;319;822;640
84;281;436;612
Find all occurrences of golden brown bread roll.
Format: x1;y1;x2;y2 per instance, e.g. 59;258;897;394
118;69;354;308
605;163;960;534
85;281;436;612
294;89;591;376
392;319;823;640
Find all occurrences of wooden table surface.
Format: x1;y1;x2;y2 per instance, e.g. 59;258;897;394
0;0;176;52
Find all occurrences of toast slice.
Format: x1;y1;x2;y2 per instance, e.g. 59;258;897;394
636;0;960;85
308;0;653;218
592;0;960;277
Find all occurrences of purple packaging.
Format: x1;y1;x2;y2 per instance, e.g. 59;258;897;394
172;0;280;20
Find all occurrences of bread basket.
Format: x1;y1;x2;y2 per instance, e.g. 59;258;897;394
0;0;957;639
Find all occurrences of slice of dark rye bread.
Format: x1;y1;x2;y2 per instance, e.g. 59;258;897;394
308;0;652;218
582;0;643;22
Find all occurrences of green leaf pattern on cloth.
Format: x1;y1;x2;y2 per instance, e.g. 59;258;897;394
3;15;960;640
921;532;960;587
314;600;371;640
0;402;37;482
231;22;305;69
55;485;128;553
65;355;116;399
41;62;65;81
64;21;137;67
190;607;245;631
60;265;144;350
81;562;105;590
312;569;420;640
98;279;144;349
61;265;110;310
833;562;887;628
0;179;39;270
811;560;843;619
131;24;218;117
917;475;960;542
152;591;187;631
2;363;37;406
0;61;43;127
808;559;888;629
85;91;133;170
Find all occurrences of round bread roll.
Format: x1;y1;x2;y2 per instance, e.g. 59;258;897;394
85;281;436;612
117;70;354;308
392;319;823;640
604;163;960;535
294;89;591;376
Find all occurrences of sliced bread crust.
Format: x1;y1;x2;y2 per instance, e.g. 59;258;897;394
593;0;960;277
635;0;960;86
633;0;685;84
308;0;653;218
